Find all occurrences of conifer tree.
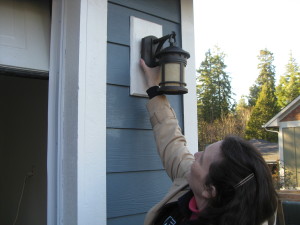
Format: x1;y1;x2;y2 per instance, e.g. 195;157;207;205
245;49;279;141
276;52;300;108
248;49;276;106
197;46;233;123
245;84;278;141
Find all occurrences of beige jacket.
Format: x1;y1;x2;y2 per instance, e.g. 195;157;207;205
143;96;274;225
144;95;195;225
144;96;276;225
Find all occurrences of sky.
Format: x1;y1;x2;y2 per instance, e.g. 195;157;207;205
193;0;300;101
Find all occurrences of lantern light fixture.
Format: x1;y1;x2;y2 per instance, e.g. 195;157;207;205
141;31;190;95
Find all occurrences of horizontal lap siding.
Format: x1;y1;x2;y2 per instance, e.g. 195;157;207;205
107;1;182;224
107;43;130;86
107;85;183;129
107;128;163;172
108;214;145;225
109;0;180;23
107;171;171;218
107;3;182;46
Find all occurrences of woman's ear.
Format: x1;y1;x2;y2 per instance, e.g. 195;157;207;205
202;185;217;199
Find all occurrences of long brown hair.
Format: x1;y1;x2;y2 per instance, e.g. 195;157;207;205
192;136;277;225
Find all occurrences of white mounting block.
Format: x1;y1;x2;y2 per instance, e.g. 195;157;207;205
130;16;162;97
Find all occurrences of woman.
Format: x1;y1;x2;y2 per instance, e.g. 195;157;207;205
140;59;277;225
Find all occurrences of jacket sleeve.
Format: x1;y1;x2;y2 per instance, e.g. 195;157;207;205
146;95;195;181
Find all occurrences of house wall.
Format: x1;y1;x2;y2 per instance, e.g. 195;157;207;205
0;75;48;225
278;105;300;188
281;105;300;122
282;127;300;187
107;0;183;224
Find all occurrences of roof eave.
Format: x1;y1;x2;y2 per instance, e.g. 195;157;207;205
263;95;300;128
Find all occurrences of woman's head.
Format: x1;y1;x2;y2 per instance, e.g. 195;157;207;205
188;141;223;210
191;136;277;225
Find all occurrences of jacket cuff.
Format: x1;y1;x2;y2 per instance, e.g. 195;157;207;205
146;86;162;99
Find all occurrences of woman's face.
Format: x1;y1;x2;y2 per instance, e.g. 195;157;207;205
187;141;223;200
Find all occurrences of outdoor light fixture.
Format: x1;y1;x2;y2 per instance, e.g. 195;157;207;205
141;31;190;95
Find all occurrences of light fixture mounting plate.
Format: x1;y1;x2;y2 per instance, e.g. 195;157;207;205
141;36;159;68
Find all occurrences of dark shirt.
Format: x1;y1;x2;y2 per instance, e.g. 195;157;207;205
154;191;196;225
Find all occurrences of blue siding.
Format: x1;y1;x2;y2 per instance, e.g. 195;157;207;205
107;171;171;218
107;128;163;172
107;0;183;224
108;214;146;225
109;0;180;23
108;3;181;46
107;43;130;86
107;85;183;129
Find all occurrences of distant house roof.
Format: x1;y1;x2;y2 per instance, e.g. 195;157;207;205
248;139;279;163
264;95;300;128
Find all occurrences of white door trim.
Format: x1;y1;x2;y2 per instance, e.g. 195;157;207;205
48;0;107;224
181;0;198;154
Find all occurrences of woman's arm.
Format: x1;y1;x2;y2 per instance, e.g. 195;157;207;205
140;59;194;181
147;95;194;180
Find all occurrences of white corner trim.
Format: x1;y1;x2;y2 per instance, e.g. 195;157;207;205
278;127;284;164
181;0;198;154
77;0;107;224
48;0;107;224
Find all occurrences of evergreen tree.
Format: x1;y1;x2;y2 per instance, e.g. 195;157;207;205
245;49;279;141
248;84;260;107
235;96;252;137
197;46;233;123
248;49;276;106
276;52;300;108
245;85;278;141
236;96;249;111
